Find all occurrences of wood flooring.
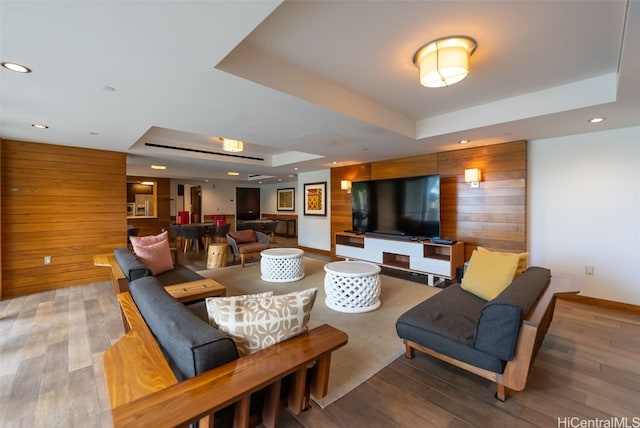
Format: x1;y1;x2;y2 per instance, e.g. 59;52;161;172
1;242;638;427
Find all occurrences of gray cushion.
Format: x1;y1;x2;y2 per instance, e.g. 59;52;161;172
473;267;551;361
155;265;203;286
114;247;149;281
396;284;505;373
114;247;205;286
129;276;238;380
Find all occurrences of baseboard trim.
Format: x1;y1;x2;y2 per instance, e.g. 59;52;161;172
558;294;640;314
298;246;331;258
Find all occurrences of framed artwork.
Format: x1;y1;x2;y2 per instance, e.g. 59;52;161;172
303;181;327;216
277;187;295;211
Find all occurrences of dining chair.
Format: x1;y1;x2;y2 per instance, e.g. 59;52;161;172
169;224;184;251
212;223;231;243
182;225;205;254
202;224;217;251
261;221;278;243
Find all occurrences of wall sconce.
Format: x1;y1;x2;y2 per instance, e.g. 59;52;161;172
340;180;352;193
464;168;481;188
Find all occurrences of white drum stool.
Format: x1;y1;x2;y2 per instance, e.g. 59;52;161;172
260;248;305;282
324;261;381;313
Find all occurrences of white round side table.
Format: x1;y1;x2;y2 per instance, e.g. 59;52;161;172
260;248;305;282
324;261;381;313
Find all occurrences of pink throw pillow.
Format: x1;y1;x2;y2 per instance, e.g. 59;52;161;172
133;238;174;275
129;230;168;249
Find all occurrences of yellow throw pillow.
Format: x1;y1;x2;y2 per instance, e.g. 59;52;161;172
461;250;520;301
477;246;528;277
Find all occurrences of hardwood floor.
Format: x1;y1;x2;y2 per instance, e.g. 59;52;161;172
1;241;638;427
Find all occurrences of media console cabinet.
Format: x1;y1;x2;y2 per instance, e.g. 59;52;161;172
335;232;464;286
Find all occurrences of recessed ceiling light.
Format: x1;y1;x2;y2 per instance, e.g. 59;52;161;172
459;139;470;144
294;167;299;171
588;117;605;123
101;85;116;92
2;62;31;73
151;165;166;170
227;172;240;176
31;123;48;129
89;132;98;135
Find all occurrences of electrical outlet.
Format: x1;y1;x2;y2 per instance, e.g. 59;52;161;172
585;265;595;276
44;256;52;265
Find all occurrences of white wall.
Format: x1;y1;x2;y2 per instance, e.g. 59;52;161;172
297;170;332;251
260;181;298;214
170;179;240;221
529;126;640;305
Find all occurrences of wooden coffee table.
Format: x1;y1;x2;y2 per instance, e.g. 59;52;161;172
164;278;226;303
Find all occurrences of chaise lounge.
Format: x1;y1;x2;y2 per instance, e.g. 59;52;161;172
396;250;580;401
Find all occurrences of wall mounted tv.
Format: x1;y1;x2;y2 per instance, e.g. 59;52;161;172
351;174;440;239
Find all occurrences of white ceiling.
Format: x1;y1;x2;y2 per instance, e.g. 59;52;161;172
1;0;639;184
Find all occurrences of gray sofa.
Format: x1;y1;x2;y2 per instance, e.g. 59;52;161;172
105;267;348;427
396;266;555;400
113;246;203;287
126;275;288;427
129;276;237;380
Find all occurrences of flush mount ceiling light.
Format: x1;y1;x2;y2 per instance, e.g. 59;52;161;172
1;62;32;73
31;123;48;129
413;36;477;88
221;138;244;153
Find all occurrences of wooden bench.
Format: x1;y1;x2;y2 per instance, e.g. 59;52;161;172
93;253;226;302
404;274;580;401
106;291;348;428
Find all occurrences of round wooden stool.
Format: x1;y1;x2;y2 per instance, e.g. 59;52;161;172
207;243;228;269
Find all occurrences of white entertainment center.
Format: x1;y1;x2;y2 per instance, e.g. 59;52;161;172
335;232;464;286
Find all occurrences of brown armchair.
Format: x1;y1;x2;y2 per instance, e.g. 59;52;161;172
226;229;270;267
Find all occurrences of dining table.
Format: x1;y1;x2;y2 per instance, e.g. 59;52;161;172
173;223;216;251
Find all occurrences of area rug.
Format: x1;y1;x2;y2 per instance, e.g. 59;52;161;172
198;257;439;408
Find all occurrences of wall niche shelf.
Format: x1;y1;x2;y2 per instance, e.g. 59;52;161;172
335;232;464;286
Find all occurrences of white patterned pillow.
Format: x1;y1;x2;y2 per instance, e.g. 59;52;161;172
205;292;273;328
205;288;317;356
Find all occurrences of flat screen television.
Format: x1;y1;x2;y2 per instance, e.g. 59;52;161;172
351;174;440;239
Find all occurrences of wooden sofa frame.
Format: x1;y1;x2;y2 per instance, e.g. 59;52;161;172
404;275;580;401
106;291;348;428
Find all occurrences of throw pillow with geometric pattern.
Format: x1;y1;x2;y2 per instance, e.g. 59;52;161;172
205;288;317;356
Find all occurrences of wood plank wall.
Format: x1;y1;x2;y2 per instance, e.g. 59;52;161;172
330;163;372;249
330;141;527;260
1;140;126;298
438;141;527;258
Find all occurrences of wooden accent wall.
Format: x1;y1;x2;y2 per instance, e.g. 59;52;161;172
1;140;126;298
330;141;527;260
438;141;527;258
370;153;438;180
